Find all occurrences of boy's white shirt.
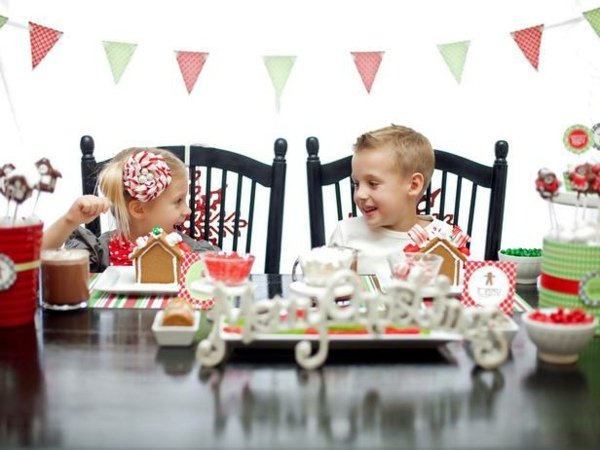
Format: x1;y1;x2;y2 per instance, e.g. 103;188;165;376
328;215;453;284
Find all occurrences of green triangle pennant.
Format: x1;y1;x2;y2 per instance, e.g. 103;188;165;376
0;16;8;30
437;40;470;83
103;41;138;84
583;8;600;39
263;55;296;111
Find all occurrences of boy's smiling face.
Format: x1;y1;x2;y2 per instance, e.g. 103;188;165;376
351;145;422;232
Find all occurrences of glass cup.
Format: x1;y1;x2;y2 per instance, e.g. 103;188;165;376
292;245;357;286
387;252;443;286
41;249;90;309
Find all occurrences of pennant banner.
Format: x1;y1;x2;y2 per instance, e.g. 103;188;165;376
437;40;470;84
263;55;296;111
511;24;544;70
175;51;208;94
29;22;63;69
583;8;600;38
351;51;384;94
0;16;8;30
103;41;137;84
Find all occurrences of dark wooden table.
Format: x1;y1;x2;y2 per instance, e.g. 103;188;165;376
1;276;599;449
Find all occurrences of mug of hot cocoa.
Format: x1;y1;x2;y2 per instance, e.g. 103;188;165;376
41;249;89;310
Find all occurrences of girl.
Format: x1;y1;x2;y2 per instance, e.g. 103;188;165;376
42;147;217;272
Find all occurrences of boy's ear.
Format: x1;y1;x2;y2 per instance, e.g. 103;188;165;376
408;172;425;197
127;200;146;219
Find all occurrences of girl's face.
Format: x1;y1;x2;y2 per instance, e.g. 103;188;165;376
351;146;417;232
137;174;191;237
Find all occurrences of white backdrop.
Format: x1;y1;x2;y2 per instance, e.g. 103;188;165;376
2;0;600;272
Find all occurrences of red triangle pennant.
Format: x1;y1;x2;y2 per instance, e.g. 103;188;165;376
29;22;63;69
511;24;544;70
351;51;384;93
175;51;209;94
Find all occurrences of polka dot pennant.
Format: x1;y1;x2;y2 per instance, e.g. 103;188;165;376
103;40;138;84
350;51;384;94
511;24;544;71
583;7;600;39
437;40;470;84
29;21;63;69
175;51;209;94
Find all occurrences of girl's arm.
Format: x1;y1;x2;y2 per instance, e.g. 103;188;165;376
42;195;111;250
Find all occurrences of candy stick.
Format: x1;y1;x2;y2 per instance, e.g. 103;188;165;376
5;175;33;225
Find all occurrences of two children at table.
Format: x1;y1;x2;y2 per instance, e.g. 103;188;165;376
329;124;458;279
42;147;217;272
43;124;456;276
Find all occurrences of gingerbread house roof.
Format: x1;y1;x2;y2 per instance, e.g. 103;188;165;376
419;237;467;261
129;231;185;261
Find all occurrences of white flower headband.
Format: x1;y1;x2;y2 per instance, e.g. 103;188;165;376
122;151;172;202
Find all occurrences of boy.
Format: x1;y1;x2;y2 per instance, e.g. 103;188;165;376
329;124;454;279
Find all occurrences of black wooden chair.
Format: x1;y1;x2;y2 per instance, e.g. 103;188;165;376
80;135;288;273
305;136;508;261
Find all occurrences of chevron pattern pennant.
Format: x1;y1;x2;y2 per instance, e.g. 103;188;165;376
351;51;384;94
263;55;296;111
29;22;63;69
511;25;544;70
103;41;138;84
0;16;8;30
175;51;209;94
437;40;470;83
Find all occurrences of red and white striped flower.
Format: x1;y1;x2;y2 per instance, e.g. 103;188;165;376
123;151;172;202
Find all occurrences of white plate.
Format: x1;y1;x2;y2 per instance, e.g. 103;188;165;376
152;310;200;346
218;316;463;348
379;280;463;298
190;279;251;296
289;280;355;299
42;301;87;311
93;266;179;294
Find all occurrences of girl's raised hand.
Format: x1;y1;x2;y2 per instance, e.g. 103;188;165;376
68;195;111;225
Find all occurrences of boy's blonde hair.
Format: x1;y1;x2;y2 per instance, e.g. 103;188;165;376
354;124;435;193
98;147;187;239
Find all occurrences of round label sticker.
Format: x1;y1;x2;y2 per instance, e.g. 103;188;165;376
580;271;600;307
591;123;600;150
563;125;591;154
0;253;17;291
466;265;510;308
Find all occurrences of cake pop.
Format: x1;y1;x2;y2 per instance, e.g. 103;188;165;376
535;168;561;236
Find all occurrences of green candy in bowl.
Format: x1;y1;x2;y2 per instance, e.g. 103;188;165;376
498;248;542;284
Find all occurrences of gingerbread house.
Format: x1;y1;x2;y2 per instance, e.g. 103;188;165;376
129;229;185;284
419;237;467;285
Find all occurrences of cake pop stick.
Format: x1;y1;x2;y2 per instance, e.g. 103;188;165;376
535;168;560;235
0;163;16;218
569;163;592;230
5;174;33;224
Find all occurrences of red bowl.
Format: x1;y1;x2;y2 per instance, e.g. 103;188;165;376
202;251;255;285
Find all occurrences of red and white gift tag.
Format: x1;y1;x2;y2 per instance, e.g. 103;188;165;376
461;261;517;316
178;253;215;311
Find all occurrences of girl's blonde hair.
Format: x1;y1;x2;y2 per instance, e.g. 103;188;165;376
354;124;435;192
98;147;187;239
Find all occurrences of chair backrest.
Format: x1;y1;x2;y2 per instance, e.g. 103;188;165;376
305;136;508;261
80;135;288;273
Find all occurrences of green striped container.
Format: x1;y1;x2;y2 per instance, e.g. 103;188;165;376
540;238;600;335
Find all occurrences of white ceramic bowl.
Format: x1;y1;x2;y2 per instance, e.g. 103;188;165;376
152;310;201;346
522;308;598;364
497;251;542;284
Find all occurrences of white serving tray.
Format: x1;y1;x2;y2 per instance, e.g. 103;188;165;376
93;266;179;294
